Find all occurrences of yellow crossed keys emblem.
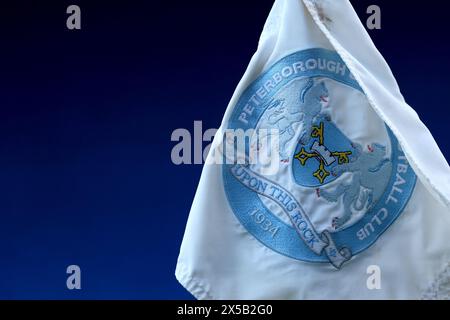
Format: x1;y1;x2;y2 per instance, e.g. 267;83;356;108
294;122;352;184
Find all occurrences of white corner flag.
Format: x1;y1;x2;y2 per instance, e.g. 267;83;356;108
175;0;450;299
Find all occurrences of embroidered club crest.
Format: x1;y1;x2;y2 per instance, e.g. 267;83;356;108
223;48;416;269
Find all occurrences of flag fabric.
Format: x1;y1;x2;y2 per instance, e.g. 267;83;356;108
175;0;450;299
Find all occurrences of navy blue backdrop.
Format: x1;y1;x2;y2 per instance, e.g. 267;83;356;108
0;0;449;299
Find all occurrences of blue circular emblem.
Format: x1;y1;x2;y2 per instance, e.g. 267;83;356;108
223;48;416;269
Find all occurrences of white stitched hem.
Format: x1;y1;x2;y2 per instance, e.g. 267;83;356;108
421;261;450;300
175;263;215;300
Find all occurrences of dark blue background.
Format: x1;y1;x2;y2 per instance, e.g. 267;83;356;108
0;0;448;299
